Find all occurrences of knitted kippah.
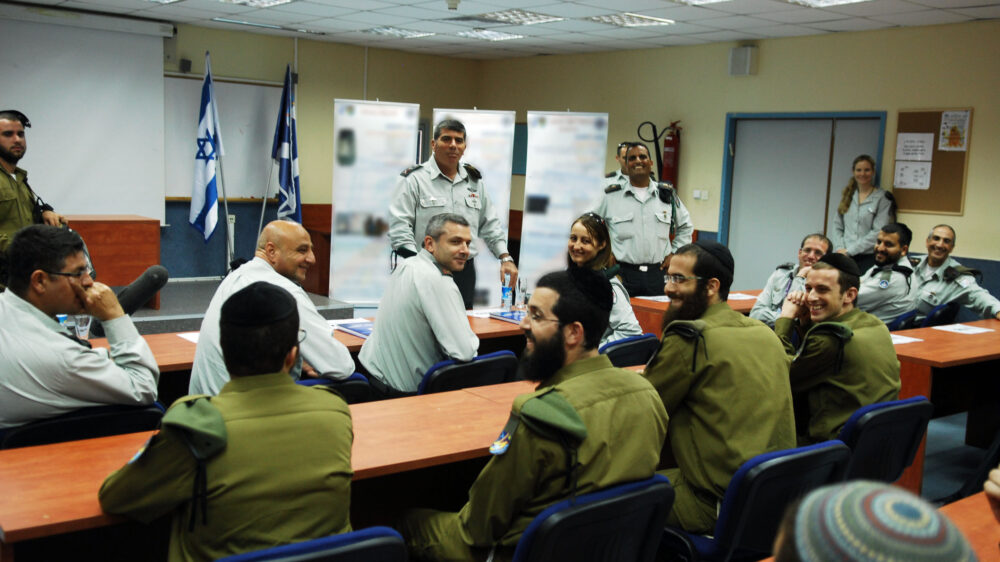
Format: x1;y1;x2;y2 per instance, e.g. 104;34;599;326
221;281;296;327
567;266;613;313
819;252;862;277
794;481;976;562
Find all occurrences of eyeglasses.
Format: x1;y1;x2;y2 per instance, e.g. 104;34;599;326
528;311;561;325
45;267;93;280
664;274;703;285
581;212;605;226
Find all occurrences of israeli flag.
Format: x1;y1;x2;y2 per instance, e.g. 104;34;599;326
273;65;301;223
189;52;224;240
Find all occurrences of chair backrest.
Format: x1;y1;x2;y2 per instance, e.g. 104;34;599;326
418;350;518;394
921;301;960;327
297;372;372;404
710;440;851;559
216;526;407;562
598;333;660;368
837;396;933;482
887;310;918;331
1;403;165;449
512;474;674;562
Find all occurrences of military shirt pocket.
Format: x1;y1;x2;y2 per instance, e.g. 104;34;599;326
419;196;447;209
609;214;635;241
464;194;482;210
653;211;673;240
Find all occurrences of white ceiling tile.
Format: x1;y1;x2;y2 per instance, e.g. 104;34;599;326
307;17;366;31
869;8;972;24
663;21;730;33
308;0;397;9
807;16;894;30
688;29;765;40
641;5;738;21
531;2;615;18
576;0;685;9
268;2;356;17
585;26;677;39
754;7;847;23
59;1;142;14
900;0;993;7
821;0;929;16
745;22;828;35
176;0;257;15
951;4;1000;17
696;14;775;28
333;11;417;25
705;0;797;14
140;4;229;19
640;33;713;45
237;8;315;24
538;18;621;32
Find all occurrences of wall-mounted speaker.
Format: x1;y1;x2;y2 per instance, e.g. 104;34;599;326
729;45;758;76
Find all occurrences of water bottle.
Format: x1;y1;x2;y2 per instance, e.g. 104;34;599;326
515;277;528;310
501;273;513;311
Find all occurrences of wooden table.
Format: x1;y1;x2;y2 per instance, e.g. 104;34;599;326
65;215;161;310
0;381;539;561
892;319;1000;493
939;492;1000;559
630;289;761;335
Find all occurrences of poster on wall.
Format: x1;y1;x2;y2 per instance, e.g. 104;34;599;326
432;108;516;308
519;111;609;291
330;99;419;304
938;110;970;152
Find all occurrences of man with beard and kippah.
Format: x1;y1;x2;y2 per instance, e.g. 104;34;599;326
644;240;795;535
776;252;899;445
399;268;668;562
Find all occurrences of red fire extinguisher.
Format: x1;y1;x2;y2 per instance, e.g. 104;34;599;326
661;121;681;192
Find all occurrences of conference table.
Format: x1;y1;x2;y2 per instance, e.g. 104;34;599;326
892;319;1000;494
938;492;1000;559
630;289;761;335
0;380;537;562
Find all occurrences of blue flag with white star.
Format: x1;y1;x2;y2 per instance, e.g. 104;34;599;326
190;52;224;240
272;65;301;223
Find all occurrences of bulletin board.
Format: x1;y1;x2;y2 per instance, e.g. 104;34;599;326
891;108;972;215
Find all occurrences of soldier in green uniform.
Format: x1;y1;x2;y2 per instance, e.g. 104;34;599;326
99;282;354;562
644;240;796;535
775;253;900;445
399;268;668;562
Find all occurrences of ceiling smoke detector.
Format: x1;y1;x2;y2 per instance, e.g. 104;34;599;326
446;0;460;9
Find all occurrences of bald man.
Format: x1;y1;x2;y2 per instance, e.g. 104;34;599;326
189;220;355;394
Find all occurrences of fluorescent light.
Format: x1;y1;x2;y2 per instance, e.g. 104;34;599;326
456;28;523;41
219;0;295;7
674;0;732;4
587;13;675;27
477;9;563;25
366;26;435;39
211;17;282;29
788;0;871;5
145;0;183;4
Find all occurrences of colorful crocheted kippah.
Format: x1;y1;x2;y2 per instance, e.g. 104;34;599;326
794;481;976;562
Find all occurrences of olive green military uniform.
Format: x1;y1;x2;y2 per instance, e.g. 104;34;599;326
775;307;900;445
644;302;795;534
100;373;354;562
400;354;668;562
0;166;37;254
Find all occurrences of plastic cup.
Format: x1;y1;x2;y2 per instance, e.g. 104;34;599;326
74;315;92;340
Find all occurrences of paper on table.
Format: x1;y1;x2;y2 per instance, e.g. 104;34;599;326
932;324;995;335
328;318;368;326
728;293;758;300
891;334;923;345
636;295;671;302
177;332;200;343
469;308;506;318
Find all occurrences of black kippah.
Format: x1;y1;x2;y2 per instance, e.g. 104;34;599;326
567;266;613;313
221;282;295;327
693;240;735;276
818;253;862;277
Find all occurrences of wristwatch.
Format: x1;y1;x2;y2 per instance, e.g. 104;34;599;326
500;256;514;263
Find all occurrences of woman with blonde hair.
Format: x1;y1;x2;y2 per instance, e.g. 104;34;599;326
830;155;896;273
567;213;642;346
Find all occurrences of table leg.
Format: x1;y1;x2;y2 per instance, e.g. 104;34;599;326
1;543;14;562
896;360;933;494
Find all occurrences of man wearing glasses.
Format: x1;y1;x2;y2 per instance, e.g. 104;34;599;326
189;220;355;395
644;240;795;534
750;233;831;327
400;268;667;560
0;225;159;429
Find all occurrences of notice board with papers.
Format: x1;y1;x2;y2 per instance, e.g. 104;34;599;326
892;109;972;215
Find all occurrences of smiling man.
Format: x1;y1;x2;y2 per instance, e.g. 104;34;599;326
910;224;1000;323
643;240;794;534
400;268;667;561
189;220;355;395
776;252;900;445
0;225;158;428
360;213;479;397
751;233;831;327
389;119;516;309
856;222;916;323
593;142;693;297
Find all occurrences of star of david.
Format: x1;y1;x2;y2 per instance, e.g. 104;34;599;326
196;135;216;161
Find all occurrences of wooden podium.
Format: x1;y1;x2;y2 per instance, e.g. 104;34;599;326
65;215;161;309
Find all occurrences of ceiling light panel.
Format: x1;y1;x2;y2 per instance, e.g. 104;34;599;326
219;0;295;8
477;9;564;25
456;28;524;41
365;26;435;38
587;12;675;27
787;0;871;6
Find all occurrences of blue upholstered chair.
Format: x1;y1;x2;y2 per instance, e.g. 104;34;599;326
837;396;933;482
418;350;519;394
598;333;660;368
660;440;851;562
216;526;407;562
0;402;165;449
921;301;960;327
297;372;372;404
512;474;674;562
887;309;918;331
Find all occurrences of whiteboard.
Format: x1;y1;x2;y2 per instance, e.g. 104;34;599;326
164;77;281;199
0;19;166;222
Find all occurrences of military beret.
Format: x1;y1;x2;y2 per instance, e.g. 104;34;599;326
221;282;295;327
818;252;862;277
